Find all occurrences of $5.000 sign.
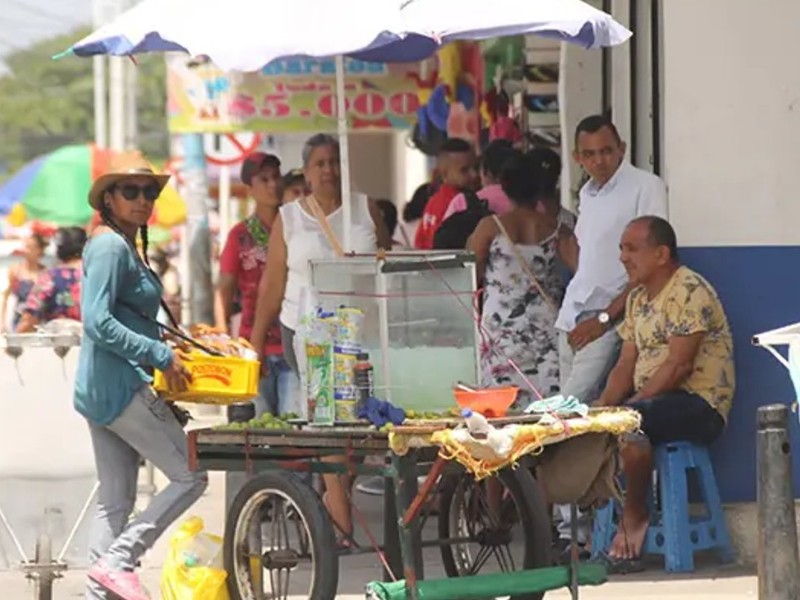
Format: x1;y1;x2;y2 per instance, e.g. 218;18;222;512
167;56;424;134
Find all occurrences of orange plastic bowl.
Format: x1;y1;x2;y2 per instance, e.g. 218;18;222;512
453;386;519;418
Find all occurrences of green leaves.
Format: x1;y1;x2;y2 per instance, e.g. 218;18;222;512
0;26;168;180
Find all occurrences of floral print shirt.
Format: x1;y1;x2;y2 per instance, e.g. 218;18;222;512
618;266;735;419
23;266;82;323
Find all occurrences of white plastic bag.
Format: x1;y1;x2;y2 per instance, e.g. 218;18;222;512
292;286;322;420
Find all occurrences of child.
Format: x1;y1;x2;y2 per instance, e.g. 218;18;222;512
414;138;479;250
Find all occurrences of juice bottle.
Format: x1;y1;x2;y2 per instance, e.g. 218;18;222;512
353;352;374;412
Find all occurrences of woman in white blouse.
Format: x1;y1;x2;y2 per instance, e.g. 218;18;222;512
251;133;390;545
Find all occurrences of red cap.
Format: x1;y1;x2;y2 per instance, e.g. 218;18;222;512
240;152;281;185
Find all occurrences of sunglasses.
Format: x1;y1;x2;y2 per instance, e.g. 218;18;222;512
116;183;161;202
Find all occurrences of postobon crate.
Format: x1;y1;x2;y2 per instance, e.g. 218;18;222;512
154;353;260;404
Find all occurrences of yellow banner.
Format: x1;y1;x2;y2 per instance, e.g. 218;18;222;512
167;56;424;134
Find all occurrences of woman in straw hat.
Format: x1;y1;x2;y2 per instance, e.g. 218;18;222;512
76;152;207;600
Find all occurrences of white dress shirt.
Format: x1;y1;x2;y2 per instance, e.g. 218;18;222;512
555;161;668;332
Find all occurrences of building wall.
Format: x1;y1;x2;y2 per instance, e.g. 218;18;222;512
268;131;397;200
659;0;800;503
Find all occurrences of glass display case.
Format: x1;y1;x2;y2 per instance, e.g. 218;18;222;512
309;252;480;413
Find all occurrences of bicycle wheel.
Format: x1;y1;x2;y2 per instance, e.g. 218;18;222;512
438;466;552;600
224;472;339;600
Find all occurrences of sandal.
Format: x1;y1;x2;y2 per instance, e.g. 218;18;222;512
592;552;645;575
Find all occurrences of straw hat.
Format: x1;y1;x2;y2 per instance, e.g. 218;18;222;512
88;151;170;210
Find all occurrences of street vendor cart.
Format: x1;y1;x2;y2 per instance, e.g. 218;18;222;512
176;252;641;599
189;408;639;600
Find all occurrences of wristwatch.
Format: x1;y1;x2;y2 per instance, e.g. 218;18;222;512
598;311;611;326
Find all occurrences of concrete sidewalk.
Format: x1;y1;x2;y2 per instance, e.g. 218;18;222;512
0;469;758;599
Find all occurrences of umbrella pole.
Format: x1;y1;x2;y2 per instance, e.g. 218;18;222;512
335;55;352;253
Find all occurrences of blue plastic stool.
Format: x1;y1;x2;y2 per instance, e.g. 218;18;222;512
590;441;734;572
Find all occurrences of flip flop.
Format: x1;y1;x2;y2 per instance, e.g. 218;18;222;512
592;552;646;575
336;535;359;554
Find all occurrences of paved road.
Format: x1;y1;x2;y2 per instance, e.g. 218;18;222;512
0;449;759;598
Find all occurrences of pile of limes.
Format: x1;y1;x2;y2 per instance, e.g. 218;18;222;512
216;412;298;431
403;408;461;420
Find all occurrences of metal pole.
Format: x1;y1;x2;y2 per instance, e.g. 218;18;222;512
107;0;126;152
92;0;107;148
125;52;138;150
181;133;213;325
123;0;140;151
109;57;125;151
93;57;108;148
757;404;800;600
334;55;352;253
219;164;232;242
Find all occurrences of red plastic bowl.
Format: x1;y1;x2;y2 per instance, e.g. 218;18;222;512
453;386;519;418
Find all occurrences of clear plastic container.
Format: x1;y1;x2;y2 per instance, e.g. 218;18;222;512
309;252;480;413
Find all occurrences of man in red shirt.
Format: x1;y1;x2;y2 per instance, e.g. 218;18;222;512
414;138;479;249
215;152;298;416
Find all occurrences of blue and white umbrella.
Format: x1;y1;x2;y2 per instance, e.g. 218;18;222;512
60;0;630;249
62;0;630;70
398;0;631;49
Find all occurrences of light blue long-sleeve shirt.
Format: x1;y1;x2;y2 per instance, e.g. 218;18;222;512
74;233;174;425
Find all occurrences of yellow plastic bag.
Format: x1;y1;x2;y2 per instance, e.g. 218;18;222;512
161;517;230;600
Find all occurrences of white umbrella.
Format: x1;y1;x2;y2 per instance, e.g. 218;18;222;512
65;0;417;72
399;0;631;48
61;0;631;250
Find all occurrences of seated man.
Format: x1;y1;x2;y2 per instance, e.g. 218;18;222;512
596;215;734;569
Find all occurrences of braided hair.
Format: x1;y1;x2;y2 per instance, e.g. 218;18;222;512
99;201;182;328
99;203;158;281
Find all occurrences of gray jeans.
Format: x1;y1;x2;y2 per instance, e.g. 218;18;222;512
554;324;621;543
86;386;208;599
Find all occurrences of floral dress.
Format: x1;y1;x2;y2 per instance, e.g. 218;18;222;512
23;266;82;323
480;228;567;405
10;275;36;328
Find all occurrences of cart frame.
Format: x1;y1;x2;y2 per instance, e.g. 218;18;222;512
188;417;612;600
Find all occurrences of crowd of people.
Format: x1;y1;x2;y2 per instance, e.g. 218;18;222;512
1;227;87;333
0;112;736;596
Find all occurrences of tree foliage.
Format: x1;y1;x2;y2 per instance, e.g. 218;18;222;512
0;26;168;179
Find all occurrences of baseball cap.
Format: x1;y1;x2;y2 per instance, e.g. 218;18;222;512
240;152;281;185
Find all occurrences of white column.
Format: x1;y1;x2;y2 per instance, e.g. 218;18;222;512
632;0;655;172
610;0;632;145
557;40;603;211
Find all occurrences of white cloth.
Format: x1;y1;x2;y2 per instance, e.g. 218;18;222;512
555;162;667;332
279;193;376;331
789;339;800;401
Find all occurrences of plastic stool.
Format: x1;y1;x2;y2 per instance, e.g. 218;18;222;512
590;441;734;572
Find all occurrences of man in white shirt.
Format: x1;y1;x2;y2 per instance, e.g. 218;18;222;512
552;114;668;559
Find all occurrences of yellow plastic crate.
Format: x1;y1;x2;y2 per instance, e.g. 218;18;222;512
154;354;260;404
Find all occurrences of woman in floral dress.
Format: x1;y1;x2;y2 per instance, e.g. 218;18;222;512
468;149;574;405
1;232;47;332
16;227;86;332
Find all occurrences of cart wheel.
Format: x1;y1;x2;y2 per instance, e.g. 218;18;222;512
438;466;552;600
34;535;53;600
224;472;339;600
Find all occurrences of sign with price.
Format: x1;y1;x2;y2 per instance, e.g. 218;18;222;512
166;55;425;134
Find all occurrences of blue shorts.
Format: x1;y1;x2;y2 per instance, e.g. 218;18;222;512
627;391;725;446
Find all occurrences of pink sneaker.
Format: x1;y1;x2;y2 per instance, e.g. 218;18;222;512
88;560;150;600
